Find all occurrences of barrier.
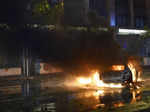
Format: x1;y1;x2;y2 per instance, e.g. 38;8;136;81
35;63;62;74
0;68;21;76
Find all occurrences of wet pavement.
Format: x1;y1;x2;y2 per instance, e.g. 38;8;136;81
0;74;150;112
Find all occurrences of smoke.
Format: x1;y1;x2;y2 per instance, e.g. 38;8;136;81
0;29;127;74
35;30;126;74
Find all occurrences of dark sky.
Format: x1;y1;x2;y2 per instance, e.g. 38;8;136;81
0;0;25;24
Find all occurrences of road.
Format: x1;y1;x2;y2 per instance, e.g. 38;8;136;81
0;72;150;112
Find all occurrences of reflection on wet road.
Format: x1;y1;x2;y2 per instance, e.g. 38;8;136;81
0;77;149;112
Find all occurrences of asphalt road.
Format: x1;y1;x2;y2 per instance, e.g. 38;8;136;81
0;72;150;112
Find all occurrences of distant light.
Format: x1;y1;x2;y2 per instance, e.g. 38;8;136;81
33;24;38;28
110;13;116;26
118;28;147;35
111;65;125;71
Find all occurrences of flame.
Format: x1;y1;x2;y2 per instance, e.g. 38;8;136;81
77;72;123;88
131;91;136;104
137;78;142;82
137;71;143;81
128;63;136;82
128;62;143;82
93;90;104;97
130;89;142;104
93;90;104;100
92;72;123;88
112;65;125;71
77;77;92;85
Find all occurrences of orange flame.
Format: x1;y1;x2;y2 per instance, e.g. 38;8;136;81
128;63;136;82
93;72;123;88
77;72;123;88
77;77;92;85
128;62;142;82
130;90;142;104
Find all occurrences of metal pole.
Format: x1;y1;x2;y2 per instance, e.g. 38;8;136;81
22;47;26;76
26;48;29;77
129;0;134;28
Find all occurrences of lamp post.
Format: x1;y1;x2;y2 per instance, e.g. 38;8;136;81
22;47;32;77
129;0;134;28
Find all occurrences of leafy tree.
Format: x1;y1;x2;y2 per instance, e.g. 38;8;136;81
30;0;64;25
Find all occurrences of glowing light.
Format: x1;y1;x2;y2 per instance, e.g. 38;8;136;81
93;90;104;100
114;102;124;107
118;29;147;35
127;62;143;82
92;72;123;88
131;91;136;104
128;63;137;82
97;90;104;95
130;90;141;104
111;65;125;71
77;77;92;85
77;72;123;88
110;13;116;26
137;78;143;82
137;71;143;81
92;72;101;85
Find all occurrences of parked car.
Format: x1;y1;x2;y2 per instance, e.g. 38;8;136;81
101;65;133;84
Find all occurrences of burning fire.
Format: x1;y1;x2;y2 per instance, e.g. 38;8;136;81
78;77;92;85
77;72;123;88
128;62;143;82
130;89;142;104
128;63;137;82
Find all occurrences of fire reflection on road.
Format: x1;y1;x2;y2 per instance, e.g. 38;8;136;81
0;79;142;112
52;88;142;112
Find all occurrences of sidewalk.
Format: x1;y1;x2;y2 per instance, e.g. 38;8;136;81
0;73;65;87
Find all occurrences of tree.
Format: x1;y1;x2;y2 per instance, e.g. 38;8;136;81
27;0;64;25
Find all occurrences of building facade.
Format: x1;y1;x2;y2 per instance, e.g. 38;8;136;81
89;0;150;28
89;0;116;26
89;0;150;57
